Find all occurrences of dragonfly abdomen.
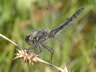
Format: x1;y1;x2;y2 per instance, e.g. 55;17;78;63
50;8;84;36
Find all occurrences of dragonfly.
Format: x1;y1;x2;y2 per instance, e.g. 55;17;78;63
25;8;84;63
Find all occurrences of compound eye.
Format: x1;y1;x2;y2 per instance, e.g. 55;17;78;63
25;35;32;43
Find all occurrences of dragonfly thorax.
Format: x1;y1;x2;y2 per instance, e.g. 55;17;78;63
25;30;50;45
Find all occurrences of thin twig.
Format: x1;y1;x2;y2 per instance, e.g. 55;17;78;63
0;33;22;49
37;57;68;72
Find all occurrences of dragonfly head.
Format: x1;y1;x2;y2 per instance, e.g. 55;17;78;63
25;34;34;44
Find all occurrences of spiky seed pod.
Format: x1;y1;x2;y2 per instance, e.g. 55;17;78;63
14;49;38;65
14;49;68;72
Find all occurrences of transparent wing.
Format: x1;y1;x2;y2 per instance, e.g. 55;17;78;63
41;5;61;30
28;44;41;54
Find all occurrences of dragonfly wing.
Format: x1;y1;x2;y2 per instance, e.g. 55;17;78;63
41;7;60;30
29;44;41;54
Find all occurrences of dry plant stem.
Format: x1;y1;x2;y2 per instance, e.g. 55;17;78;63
37;58;68;72
15;49;68;72
0;33;22;49
0;33;68;72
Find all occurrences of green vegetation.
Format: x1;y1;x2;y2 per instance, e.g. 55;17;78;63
0;0;96;72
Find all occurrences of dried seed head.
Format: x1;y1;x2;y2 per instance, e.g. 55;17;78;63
14;49;38;65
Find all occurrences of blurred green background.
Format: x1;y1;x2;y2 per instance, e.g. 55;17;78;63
0;0;96;72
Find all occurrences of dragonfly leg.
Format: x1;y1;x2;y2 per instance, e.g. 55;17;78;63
38;44;42;54
40;43;54;64
28;46;35;51
27;44;42;55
